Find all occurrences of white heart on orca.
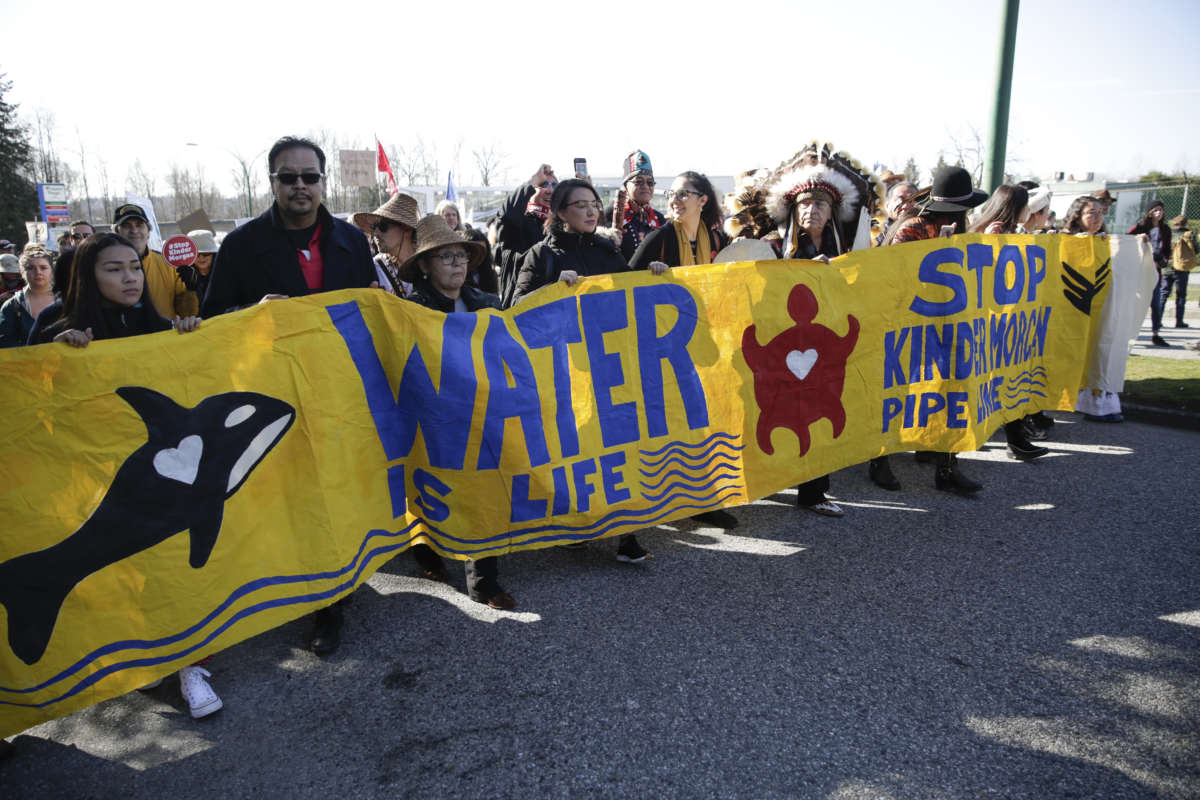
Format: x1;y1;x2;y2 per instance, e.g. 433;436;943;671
786;349;819;381
153;435;203;485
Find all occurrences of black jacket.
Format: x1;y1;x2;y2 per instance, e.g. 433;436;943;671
604;201;667;262
27;300;173;345
494;184;546;306
628;223;730;269
406;277;502;313
201;203;374;316
512;228;628;306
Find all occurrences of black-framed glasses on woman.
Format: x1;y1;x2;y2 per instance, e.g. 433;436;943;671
434;250;470;265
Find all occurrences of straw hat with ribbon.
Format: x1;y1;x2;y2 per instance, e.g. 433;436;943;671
399;214;487;281
351;192;421;234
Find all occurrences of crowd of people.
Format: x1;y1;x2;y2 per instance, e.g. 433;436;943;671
0;135;1186;725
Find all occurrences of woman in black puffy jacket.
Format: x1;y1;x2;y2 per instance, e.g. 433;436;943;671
510;179;630;305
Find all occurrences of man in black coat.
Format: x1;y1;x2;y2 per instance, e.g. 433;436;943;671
201;136;375;316
200;136;374;656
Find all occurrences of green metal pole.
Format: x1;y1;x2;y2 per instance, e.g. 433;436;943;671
984;0;1020;191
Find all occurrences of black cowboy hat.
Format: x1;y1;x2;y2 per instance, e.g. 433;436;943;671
919;167;989;213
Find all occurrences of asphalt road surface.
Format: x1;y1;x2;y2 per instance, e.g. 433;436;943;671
3;414;1198;799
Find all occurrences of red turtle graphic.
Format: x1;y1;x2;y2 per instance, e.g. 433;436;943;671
742;283;859;456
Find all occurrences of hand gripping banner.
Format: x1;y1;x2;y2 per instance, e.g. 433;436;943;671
0;233;1113;735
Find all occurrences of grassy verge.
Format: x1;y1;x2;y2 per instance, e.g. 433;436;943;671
1121;355;1200;413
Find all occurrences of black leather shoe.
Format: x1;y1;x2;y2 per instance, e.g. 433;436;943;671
691;509;738;529
1007;440;1049;461
935;463;982;495
1176;321;1190;329
308;604;344;655
1029;411;1055;431
1152;334;1169;347
1021;419;1049;441
868;458;901;491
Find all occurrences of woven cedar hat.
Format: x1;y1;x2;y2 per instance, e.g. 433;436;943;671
351;192;420;234
1170;214;1188;228
398;214;487;278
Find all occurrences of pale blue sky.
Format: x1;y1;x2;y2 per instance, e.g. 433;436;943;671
3;0;1197;194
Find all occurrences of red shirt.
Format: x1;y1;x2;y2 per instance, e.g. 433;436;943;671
298;223;324;291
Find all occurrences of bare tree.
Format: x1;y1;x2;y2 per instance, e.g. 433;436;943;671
97;156;113;221
945;125;985;186
126;158;156;199
902;156;921;185
472;142;506;187
75;127;94;222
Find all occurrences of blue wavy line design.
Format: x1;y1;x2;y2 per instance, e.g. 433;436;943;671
643;480;740;506
1010;367;1048;379
1004;376;1048;390
1003;396;1037;410
1003;388;1047;400
640;431;741;462
0;531;425;708
638;447;741;478
0;521;426;697
643;465;734;496
640;464;742;493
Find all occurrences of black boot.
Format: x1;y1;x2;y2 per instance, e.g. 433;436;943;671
934;453;982;495
309;601;344;655
1006;420;1049;460
868;456;901;491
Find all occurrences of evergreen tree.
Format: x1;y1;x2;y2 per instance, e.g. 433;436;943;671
0;74;37;245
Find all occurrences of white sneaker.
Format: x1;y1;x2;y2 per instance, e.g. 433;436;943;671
179;666;223;719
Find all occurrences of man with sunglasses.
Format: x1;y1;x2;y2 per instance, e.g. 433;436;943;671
201;135;374;320
199;136;373;656
604;150;665;262
69;220;95;243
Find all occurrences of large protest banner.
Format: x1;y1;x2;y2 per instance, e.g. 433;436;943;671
0;233;1112;736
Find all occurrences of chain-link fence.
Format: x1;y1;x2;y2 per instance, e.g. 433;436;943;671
1106;182;1200;235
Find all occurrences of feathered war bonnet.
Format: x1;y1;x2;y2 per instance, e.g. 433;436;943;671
724;142;887;253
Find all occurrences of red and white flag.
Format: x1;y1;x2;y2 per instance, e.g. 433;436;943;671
376;138;398;196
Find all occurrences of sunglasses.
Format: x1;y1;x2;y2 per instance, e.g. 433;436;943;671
538;180;558;190
70;232;90;240
271;171;324;185
372;220;402;234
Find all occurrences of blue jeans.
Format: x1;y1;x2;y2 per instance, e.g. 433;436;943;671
1162;271;1190;325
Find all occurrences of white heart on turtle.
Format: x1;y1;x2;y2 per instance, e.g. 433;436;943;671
153;435;203;485
786;349;819;381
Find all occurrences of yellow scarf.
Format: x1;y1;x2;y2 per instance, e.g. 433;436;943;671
673;219;712;266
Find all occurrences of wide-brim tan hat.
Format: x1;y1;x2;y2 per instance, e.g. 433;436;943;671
352;192;420;234
399;215;487;280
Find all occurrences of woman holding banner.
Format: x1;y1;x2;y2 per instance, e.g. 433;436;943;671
398;215;517;609
968;185;1050;461
882;166;989;495
1066;197;1124;422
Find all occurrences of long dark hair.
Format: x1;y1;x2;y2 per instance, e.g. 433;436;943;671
1061;197;1106;235
969;184;1029;233
546;179;602;234
41;232;167;340
675;171;724;232
1132;200;1167;234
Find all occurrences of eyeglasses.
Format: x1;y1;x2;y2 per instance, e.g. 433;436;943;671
538;180;558;190
565;201;603;212
372;220;397;233
434;250;470;265
271;171;324;185
663;189;701;202
630;178;656;188
70;232;90;240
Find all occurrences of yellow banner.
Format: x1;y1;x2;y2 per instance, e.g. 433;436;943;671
0;233;1109;735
